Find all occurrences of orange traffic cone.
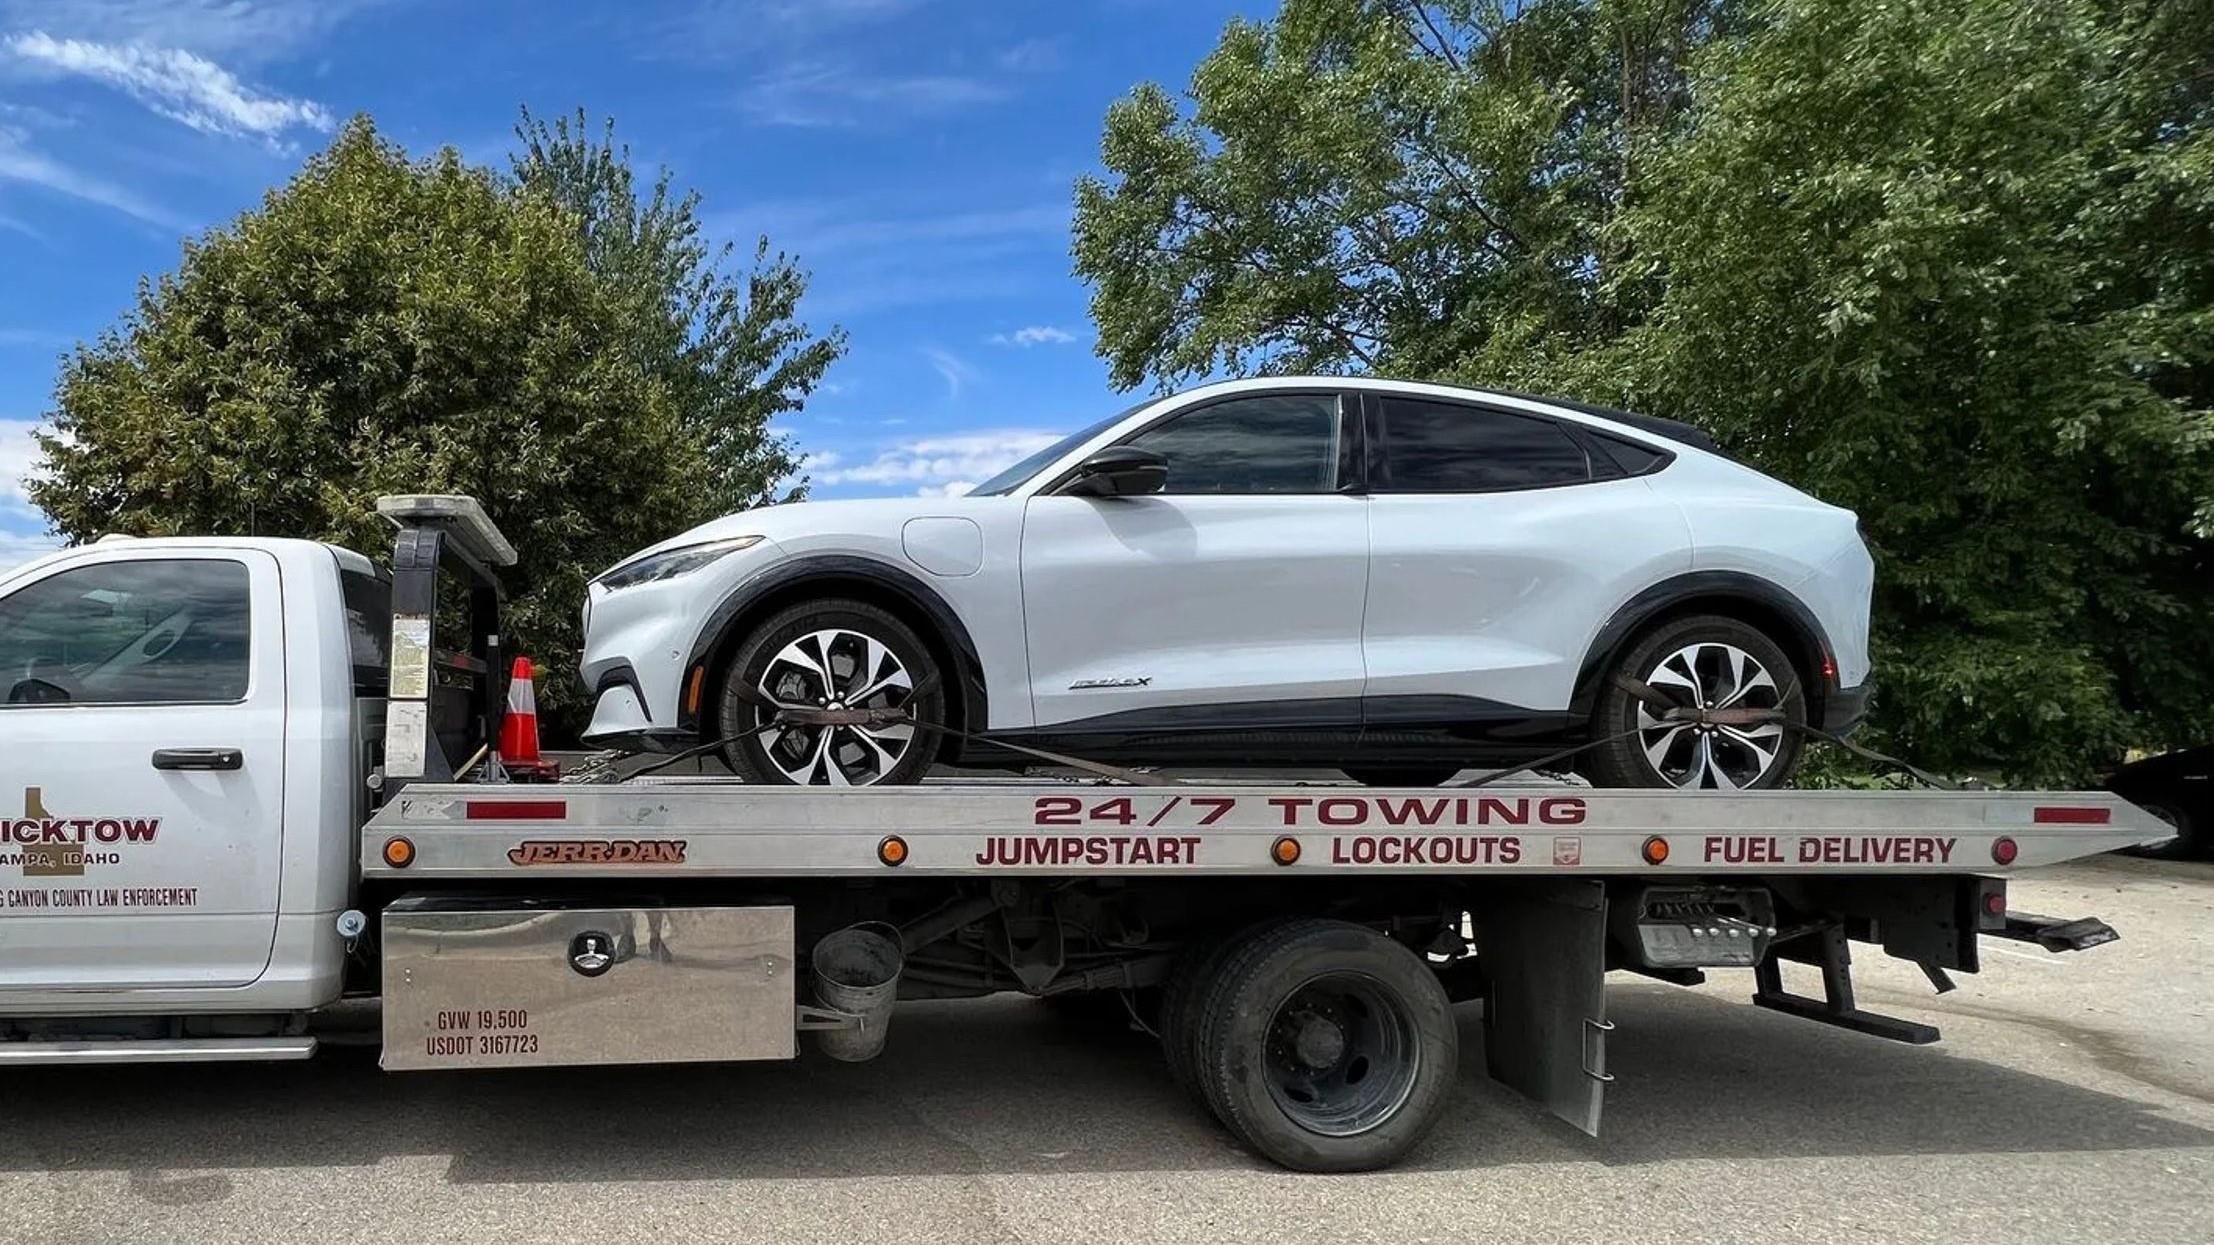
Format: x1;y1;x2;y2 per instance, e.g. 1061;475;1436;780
497;656;555;780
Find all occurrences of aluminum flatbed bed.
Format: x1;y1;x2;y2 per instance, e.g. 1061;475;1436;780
363;780;2163;879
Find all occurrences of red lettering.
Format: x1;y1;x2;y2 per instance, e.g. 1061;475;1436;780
1318;798;1368;826
1269;797;1312;825
1476;798;1529;825
1376;798;1448;827
1539;797;1587;825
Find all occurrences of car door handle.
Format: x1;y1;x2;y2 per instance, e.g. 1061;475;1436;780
152;748;243;771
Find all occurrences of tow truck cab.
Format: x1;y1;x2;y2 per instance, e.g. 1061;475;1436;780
0;534;389;1011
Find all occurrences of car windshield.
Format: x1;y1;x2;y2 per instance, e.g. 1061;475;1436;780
966;400;1152;496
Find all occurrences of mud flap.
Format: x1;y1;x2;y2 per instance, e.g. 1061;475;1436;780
1476;879;1611;1136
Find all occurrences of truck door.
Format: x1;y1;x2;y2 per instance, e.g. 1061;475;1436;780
0;548;286;990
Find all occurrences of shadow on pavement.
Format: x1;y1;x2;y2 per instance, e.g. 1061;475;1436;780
5;985;2206;1186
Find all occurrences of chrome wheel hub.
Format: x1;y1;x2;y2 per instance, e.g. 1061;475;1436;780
755;628;915;786
1635;642;1787;789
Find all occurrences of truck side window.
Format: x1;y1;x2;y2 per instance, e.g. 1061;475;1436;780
0;558;251;706
341;568;392;695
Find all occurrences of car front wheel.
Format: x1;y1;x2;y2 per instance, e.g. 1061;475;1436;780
1582;614;1807;790
716;598;942;786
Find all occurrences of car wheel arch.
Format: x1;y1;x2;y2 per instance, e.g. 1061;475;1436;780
1571;572;1835;723
680;555;987;747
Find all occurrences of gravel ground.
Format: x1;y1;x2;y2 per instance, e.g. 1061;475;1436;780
4;853;2209;1245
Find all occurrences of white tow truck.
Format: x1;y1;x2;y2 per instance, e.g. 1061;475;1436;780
0;497;2167;1171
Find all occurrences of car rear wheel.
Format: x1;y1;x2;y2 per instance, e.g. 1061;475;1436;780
717;599;942;786
1583;614;1807;790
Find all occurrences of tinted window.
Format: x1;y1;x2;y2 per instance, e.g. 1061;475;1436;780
1128;394;1343;494
341;567;391;694
1377;398;1591;491
1592;432;1671;476
0;558;251;705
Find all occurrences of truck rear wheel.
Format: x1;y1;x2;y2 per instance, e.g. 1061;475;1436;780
1191;919;1457;1172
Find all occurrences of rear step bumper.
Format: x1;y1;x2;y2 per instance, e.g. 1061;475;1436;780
0;1036;317;1066
1992;911;2121;952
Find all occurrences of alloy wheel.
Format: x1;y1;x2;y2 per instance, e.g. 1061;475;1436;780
754;628;916;786
1635;641;1789;789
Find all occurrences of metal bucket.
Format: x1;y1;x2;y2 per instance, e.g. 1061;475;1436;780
810;922;904;1062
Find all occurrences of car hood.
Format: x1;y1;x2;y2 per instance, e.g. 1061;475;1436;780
613;497;1006;564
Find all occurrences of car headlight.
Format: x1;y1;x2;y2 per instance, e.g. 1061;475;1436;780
595;535;764;590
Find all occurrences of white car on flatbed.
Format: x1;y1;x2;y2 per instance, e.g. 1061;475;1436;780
0;496;2164;1172
580;377;1875;793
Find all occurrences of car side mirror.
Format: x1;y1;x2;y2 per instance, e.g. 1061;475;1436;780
1062;446;1167;498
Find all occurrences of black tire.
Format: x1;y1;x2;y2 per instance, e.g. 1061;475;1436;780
1340;766;1462;787
1582;613;1807;790
1160;926;1259;1107
1192;919;1457;1173
716;598;942;786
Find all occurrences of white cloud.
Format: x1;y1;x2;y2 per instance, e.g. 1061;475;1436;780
0;417;54;510
6;32;333;143
916;481;974;498
988;325;1077;347
0;418;64;568
0;527;63;571
817;430;1062;490
736;61;1007;128
921;346;978;400
995;38;1063;73
0;0;379;62
0;125;185;228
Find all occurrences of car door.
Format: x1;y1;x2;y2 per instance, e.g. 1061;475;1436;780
0;548;287;991
1020;390;1371;730
1359;392;1693;720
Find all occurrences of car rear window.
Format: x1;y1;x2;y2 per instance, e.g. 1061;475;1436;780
1375;398;1592;492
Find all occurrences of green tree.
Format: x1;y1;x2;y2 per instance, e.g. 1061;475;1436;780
29;116;841;733
1075;0;2214;783
513;108;844;511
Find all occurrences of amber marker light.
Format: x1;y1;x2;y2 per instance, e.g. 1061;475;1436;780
1271;836;1302;866
383;837;416;869
1640;836;1670;865
878;835;909;867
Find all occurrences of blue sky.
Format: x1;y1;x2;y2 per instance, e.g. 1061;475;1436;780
0;0;1260;566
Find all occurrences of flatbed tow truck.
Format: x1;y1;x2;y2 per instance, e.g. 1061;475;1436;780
0;497;2166;1171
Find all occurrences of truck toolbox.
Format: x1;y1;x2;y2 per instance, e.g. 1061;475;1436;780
380;898;795;1070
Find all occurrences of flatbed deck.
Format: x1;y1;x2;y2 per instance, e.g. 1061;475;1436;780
362;780;2165;879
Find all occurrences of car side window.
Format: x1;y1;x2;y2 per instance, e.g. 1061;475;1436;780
1376;397;1592;492
1126;394;1344;494
0;558;252;706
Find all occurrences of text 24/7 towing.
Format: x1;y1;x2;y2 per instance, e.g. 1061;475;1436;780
0;497;2166;1172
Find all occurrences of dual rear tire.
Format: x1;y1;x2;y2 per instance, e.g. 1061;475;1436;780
1161;919;1457;1172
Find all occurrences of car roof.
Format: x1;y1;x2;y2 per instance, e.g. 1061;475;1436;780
1175;375;1723;454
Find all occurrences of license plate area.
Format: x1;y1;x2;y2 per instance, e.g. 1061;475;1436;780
381;898;794;1069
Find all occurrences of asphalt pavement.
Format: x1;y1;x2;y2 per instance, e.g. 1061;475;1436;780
5;853;2210;1245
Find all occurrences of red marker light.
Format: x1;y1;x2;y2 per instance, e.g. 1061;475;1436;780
1641;836;1670;865
1991;836;2019;865
2032;806;2109;825
1983;890;2007;917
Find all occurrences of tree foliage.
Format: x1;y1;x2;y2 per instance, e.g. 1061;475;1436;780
1075;0;2214;784
512;108;843;512
30;115;843;732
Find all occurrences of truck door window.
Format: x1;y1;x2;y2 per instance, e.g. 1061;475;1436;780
0;558;251;705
